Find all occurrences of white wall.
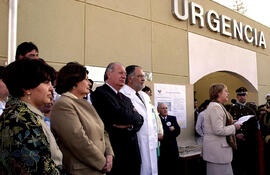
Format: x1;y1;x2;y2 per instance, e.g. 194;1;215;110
188;32;258;90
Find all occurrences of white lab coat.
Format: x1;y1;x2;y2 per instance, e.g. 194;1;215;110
121;85;158;175
0;100;6;115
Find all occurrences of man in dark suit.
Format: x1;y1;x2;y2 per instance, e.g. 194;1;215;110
92;62;144;175
157;103;180;175
229;87;257;175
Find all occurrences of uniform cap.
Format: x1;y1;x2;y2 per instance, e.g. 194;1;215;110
236;87;248;95
265;93;270;101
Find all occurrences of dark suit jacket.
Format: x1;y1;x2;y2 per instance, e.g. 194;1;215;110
229;102;258;175
159;115;180;160
230;102;257;143
230;102;257;120
92;84;144;175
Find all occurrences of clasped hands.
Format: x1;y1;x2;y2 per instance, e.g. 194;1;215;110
169;126;175;131
102;155;113;173
112;108;137;129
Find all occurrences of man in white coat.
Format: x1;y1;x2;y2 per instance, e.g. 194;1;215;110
121;65;158;175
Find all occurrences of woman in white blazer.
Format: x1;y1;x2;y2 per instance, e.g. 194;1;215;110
203;84;241;175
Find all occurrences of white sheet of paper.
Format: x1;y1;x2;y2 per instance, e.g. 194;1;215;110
234;115;255;125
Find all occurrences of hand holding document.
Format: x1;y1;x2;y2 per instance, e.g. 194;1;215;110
234;115;255;125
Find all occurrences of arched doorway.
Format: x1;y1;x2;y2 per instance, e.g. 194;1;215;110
194;71;258;107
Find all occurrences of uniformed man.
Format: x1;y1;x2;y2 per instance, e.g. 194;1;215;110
230;87;257;118
266;94;270;108
260;94;270;174
260;94;270;139
261;95;270;138
230;87;258;175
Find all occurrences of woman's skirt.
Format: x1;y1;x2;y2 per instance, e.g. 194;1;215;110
207;161;233;175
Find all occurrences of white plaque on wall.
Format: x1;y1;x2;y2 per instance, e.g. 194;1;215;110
154;83;187;128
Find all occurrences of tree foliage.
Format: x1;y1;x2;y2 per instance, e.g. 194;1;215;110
232;0;247;14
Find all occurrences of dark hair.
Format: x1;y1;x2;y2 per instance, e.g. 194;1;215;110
0;66;5;79
15;42;39;61
142;86;151;93
88;79;93;89
224;104;232;112
125;65;140;84
56;62;88;94
3;58;55;98
198;99;211;112
209;84;226;101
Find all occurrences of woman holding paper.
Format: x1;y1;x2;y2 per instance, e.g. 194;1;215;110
203;84;241;175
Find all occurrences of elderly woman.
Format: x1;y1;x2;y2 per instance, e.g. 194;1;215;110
203;84;241;175
50;62;114;175
0;58;64;174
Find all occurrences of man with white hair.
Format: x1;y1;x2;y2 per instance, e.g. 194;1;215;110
92;63;144;175
157;103;180;175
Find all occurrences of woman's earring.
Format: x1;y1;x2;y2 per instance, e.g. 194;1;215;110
27;92;31;100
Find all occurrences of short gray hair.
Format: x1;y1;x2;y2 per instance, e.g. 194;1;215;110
157;103;166;110
104;62;122;81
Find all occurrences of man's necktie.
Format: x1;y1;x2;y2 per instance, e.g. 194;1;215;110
136;92;145;106
117;92;123;100
162;116;167;122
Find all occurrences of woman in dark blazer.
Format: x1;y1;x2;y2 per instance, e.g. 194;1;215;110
50;62;114;175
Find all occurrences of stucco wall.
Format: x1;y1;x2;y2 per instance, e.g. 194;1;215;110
0;0;269;144
0;0;8;65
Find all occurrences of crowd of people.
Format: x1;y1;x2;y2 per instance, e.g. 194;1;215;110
195;85;270;175
0;42;181;175
1;41;270;175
